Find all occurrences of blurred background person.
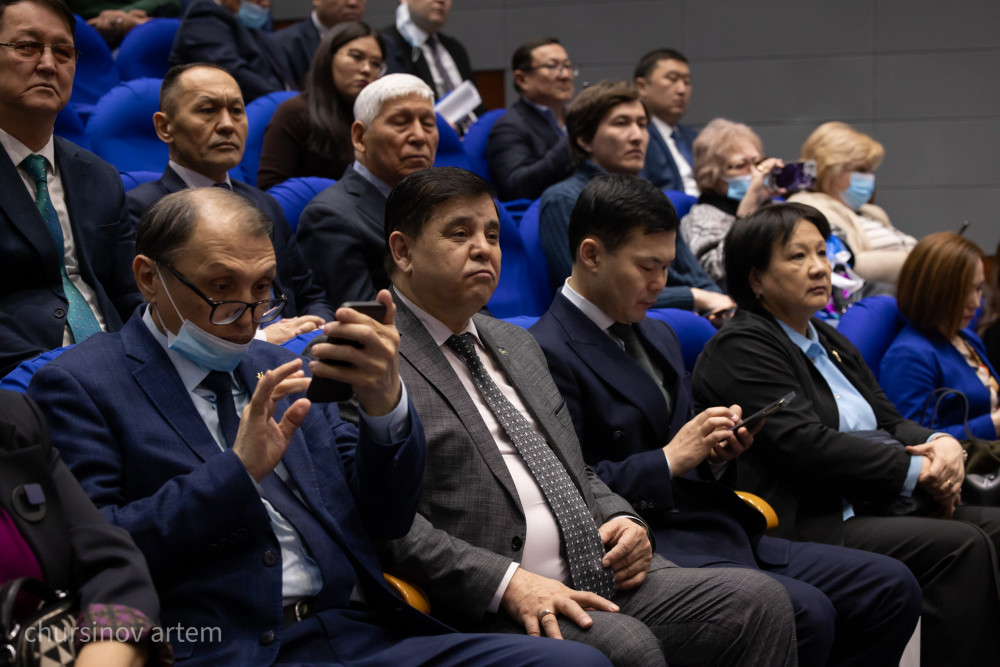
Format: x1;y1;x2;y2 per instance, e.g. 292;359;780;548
693;202;1000;667
680;118;784;288
882;232;999;439
258;21;385;189
276;0;367;88
979;240;1000;370
789;121;915;284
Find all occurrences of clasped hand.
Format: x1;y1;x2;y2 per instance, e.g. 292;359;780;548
907;435;965;517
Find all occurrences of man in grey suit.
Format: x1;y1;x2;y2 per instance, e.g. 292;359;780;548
297;73;437;310
380;166;798;666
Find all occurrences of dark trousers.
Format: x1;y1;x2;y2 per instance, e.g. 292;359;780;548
844;505;1000;667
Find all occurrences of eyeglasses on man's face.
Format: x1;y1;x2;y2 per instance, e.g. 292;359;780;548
160;263;287;325
524;60;579;78
0;40;78;64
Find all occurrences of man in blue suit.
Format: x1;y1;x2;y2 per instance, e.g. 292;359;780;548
275;0;366;88
530;173;923;667
127;63;335;344
634;49;699;196
0;0;141;376
28;186;610;666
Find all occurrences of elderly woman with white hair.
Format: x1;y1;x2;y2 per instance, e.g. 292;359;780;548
789;121;915;283
679;118;785;287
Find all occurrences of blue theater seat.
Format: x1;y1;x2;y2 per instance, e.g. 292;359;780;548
432;113;471;171
267;176;335;233
86;78;166;173
486;200;553;318
462;108;505;181
70;14;120;119
237;91;299;186
117;18;181;81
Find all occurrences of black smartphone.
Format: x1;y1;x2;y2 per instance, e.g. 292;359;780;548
731;391;796;432
303;301;387;403
767;161;816;192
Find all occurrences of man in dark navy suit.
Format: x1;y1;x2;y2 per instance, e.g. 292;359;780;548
276;0;366;88
0;0;141;376
530;172;923;667
28;186;611;666
127;63;334;344
634;48;699;196
486;37;575;201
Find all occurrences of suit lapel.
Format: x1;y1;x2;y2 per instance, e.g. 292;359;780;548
122;315;223;463
394;295;524;511
0;141;61;278
635;318;690;435
552;294;672;444
343;168;387;233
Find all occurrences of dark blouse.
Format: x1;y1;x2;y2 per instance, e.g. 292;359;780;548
257;94;354;190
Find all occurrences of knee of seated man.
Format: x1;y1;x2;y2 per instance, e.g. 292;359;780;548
557;611;665;667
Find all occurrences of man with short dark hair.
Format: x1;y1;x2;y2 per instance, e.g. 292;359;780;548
381;165;799;667
486;37;575;201
531;172;923;667
634;48;698;195
276;0;367;88
538;80;733;317
127;63;333;344
298;72;437;309
0;0;141;375
29;185;611;666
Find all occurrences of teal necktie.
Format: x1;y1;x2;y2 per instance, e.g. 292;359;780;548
20;154;102;342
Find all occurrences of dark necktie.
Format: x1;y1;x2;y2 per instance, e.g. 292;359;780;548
608;322;672;414
20;154;101;343
672;128;694;167
446;333;616;598
425;35;455;96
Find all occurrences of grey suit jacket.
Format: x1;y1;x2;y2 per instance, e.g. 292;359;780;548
382;293;636;628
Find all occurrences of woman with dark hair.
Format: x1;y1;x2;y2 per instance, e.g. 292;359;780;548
692;202;1000;667
257;21;386;190
881;232;999;439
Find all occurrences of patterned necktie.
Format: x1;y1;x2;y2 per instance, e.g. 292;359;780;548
672;128;694;167
20;154;102;343
446;332;616;598
425;35;455;96
608;322;671;414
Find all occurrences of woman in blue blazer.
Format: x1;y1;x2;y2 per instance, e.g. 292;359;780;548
881;232;1000;439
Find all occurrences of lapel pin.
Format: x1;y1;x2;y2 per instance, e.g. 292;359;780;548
256;371;265;380
498;347;509;357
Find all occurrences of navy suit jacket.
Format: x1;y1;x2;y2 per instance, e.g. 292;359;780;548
274;19;320;89
881;324;1000;440
170;0;295;102
486;98;573;201
296;165;389;308
28;313;444;663
126;166;335;321
0;137;141;376
530;292;789;567
641;121;697;192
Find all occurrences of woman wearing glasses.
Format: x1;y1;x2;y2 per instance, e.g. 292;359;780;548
258;22;386;190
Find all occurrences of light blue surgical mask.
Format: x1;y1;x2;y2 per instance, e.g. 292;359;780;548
841;172;875;211
236;0;269;30
726;174;751;201
156;266;253;372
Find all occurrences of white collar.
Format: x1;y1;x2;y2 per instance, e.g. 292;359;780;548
0;127;56;175
169;160;233;189
560;280;616;333
395;288;480;348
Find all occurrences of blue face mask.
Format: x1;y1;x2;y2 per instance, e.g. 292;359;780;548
236;0;269;30
726;174;751;201
841;172;875;211
156;267;253;372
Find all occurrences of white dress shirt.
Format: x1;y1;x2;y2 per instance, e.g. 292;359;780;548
1;128;108;342
650;115;698;196
395;2;463;98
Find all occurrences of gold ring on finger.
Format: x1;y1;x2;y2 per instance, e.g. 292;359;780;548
537;609;555;621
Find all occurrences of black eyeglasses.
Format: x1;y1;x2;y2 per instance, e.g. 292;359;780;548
0;40;79;63
522;60;578;77
161;263;287;325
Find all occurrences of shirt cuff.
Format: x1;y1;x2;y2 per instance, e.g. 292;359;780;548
661;449;673;477
358;380;411;444
489;562;520;613
901;454;923;497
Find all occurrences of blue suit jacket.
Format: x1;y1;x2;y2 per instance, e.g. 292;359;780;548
28;313;445;663
881;324;999;440
641;122;697;192
297;165;389;309
0;137;141;376
530;291;789;567
126;166;335;321
274;18;320;89
170;0;295;102
486;98;573;201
